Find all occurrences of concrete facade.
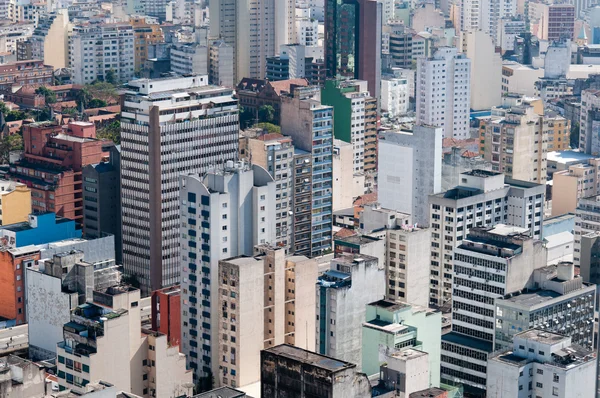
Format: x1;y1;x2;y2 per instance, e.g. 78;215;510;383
0;180;31;226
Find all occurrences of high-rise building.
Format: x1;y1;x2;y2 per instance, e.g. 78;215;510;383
487;330;597;398
459;0;517;41
316;254;385;368
239;129;294;249
28;9;69;70
460;31;502;111
82;145;122;264
69;23;134;85
579;89;600;155
120;75;239;294
280;89;334;257
416;47;471;139
209;40;234;88
481;102;548;184
574;195;600;267
216;248;317;388
179;162;276;380
55;286;193;396
209;0;277;82
381;77;409;118
440;225;546;395
10;121;103;226
551;159;600;217
383;22;413;69
428;171;545;305
378;126;443;226
535;4;575;42
170;43;208;76
130;17;164;73
324;0;382;99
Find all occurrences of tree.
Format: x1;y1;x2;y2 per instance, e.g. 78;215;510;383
88;98;108;109
0;134;23;164
0;101;9;115
35;86;57;104
193;370;214;394
76;87;93;109
254;122;281;134
97;120;121;144
105;69;118;85
258;105;275;123
4;110;27;122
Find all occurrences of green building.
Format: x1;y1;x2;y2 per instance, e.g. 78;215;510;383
362;300;441;387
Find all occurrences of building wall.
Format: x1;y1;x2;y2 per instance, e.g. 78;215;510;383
151;287;181;348
0;185;31;226
461;31;502;111
151;333;193;398
551;172;579;217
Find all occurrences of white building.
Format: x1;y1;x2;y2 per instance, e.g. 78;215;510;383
428;171;545;305
574;195;600;267
316;254;385;369
0;21;34;55
295;15;318;47
459;0;517;43
120;75;239;294
170;43;208;76
56;286;192;397
441;225;547;394
497;18;526;53
487;330;597;398
216;248;317;389
209;40;234;87
461;30;502;111
380;77;409;117
332;139;358;211
179;162;276;381
416;47;471;138
378;125;443;226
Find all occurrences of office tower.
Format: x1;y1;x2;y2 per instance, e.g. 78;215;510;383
55;286;192;396
239;129;294;249
120;75;239;294
579;89;600;155
440;225;547;395
82;145;122;264
381;77;409;118
209;40;234;87
209;0;276;83
216;248;317;388
324;0;382;99
494;262;595;351
321;79;371;176
460;31;502;111
362;300;441;385
487;331;597;398
378;126;442;226
170;43;208;76
383;22;413;69
316;254;385;368
69;23;134;85
428;171;545;305
0;180;30;226
261;345;372;397
416;48;471;139
28;9;69;69
10;121;103;226
179;163;276;380
535;4;575;42
280;90;334;257
480;103;548;184
574;195;600;267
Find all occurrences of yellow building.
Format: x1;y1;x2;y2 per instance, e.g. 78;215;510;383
0;181;31;225
546;113;571;151
130;17;164;72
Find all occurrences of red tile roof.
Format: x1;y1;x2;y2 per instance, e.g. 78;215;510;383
334;228;357;239
353;192;378;207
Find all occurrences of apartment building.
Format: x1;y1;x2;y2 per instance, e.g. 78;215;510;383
69;23;134;85
208;40;234;88
416;47;471;139
28;9;69;70
428;170;545;305
239;129;294;249
130;17;164;72
216;248;317;388
487;330;596;398
179;162;276;380
55;286;192;396
0;60;53;91
281;90;334;257
120;75;239;294
574;195;600;267
551;158;600;217
579;89;600;155
440;225;546;395
170;43;208;76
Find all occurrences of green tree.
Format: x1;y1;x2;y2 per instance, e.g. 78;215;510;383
76;87;93;109
88;98;108;108
35;86;57;104
5;111;27;122
239;106;255;129
97;120;121;144
0;134;23;163
0;101;9;115
258;104;275;123
105;69;118;85
254;122;281;134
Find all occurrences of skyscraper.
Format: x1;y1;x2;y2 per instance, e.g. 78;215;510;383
324;0;382;99
120;75;239;294
416;47;471;139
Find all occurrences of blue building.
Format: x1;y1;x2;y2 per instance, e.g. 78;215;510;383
0;213;81;248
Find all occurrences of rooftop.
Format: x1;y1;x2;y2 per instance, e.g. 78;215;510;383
547;150;595;164
334;235;380;246
499;289;561;307
192;387;247;398
264;344;356;372
409;388;448;398
368;299;411;313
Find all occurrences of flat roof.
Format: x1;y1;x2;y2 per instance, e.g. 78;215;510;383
264;344;356;372
546;150;595;164
192;387;246;398
498;289;561;307
368;299;411;312
442;332;493;353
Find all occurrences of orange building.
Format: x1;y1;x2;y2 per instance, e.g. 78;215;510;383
10;121;103;226
151;285;181;349
130;17;164;72
0;247;40;325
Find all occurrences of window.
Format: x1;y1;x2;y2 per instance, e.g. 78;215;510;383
536;382;543;388
553;387;559;396
553;374;559;383
537;369;543;375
